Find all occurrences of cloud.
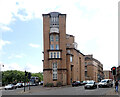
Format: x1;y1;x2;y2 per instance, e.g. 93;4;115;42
29;43;40;48
15;55;23;58
1;62;42;73
0;40;11;50
0;25;12;32
1;63;24;72
8;53;25;59
25;63;43;73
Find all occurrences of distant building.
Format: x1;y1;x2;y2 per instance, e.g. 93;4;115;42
42;12;85;86
103;70;113;80
117;65;120;80
85;55;104;82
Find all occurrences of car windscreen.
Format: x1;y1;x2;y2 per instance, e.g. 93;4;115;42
72;81;76;83
16;83;21;85
101;80;107;83
87;82;94;84
8;84;12;86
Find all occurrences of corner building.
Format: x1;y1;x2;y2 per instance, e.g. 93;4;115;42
42;12;85;86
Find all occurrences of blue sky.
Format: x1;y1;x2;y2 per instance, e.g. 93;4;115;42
1;17;43;72
0;0;119;73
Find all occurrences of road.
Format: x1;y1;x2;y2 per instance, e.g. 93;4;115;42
2;85;120;96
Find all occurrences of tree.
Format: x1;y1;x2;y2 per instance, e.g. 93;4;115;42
2;70;43;86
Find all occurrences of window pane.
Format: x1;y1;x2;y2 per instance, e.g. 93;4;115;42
70;56;72;62
54;17;55;22
85;71;87;77
50;35;54;41
56;35;59;41
55;63;57;68
56;44;59;50
54;52;56;58
53;62;57;80
51;52;53;58
53;63;55;68
57;52;59;58
53;62;57;69
50;44;54;50
53;69;56;72
67;50;70;54
55;74;57;79
51;17;53;22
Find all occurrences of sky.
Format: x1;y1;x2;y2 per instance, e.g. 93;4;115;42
0;0;119;73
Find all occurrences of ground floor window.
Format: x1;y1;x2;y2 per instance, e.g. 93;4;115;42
53;62;57;80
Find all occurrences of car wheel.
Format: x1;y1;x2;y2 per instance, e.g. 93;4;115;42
111;84;113;87
108;85;111;88
5;88;6;90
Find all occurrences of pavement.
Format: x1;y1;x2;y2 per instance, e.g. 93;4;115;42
105;85;120;96
0;87;4;90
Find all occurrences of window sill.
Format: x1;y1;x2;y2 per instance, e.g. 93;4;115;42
48;58;62;60
53;79;57;81
47;49;62;51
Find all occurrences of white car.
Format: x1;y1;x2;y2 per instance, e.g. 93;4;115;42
15;83;23;88
4;84;16;90
84;81;97;89
22;82;31;86
98;79;113;88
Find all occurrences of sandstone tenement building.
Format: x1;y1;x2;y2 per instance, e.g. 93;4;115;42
85;55;104;82
103;70;113;80
42;12;103;86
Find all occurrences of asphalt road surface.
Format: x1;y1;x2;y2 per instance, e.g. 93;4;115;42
2;85;119;95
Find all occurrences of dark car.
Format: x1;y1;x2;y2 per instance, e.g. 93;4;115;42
82;81;88;85
84;81;97;89
15;83;23;88
72;81;81;87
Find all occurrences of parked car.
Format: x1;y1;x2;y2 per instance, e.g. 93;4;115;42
40;81;43;85
98;79;113;88
22;83;28;87
84;81;97;89
72;81;82;87
15;83;23;88
82;81;88;85
4;84;17;90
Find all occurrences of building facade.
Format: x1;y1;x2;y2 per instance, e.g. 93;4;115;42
85;55;103;82
117;66;120;80
103;70;113;80
97;61;104;82
42;12;85;86
66;34;85;84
